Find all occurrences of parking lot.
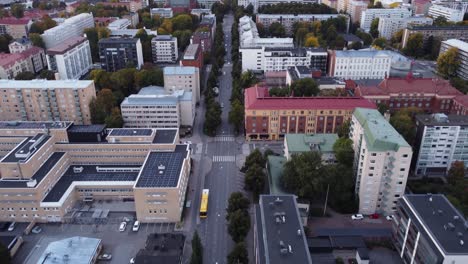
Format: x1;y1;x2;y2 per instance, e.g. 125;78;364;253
12;221;177;264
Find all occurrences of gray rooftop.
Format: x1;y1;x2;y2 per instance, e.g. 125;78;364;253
135;233;185;263
416;113;468;127
37;236;101;264
0;79;94;89
68;124;106;133
153;35;175;41
163;66;196;75
257;195;312;264
1;134;51;163
402;194;468;255
153;129;177;144
0;121;72;130
99;37;140;44
108;129;153;136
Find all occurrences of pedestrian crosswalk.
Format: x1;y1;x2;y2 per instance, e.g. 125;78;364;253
212;155;236;162
214;136;235;142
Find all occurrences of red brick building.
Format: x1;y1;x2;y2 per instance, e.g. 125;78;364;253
450;95;468;115
244;86;376;140
354;77;463;113
180;43;203;69
190;31;211;53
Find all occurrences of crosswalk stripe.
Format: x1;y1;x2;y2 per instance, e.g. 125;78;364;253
212;155;236;162
214;136;235;142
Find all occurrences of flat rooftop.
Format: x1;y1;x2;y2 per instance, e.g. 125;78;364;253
42;165;140;203
183;44;200;59
136;233;185;263
163;66;196;75
1;134;51;163
68;124;106;133
416;113;468;127
402;194;468;255
0;121;72;130
135;145;188;188
153;129;177;144
0;79;94;89
47;36;88;55
257;195;312;264
37;236;101;264
108;128;153;136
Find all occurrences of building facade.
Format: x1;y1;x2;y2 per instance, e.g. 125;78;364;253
151;35;178;64
239;16;293;49
283;133;338;163
255;14;350;34
439;39;468;81
0;17;32;39
328;50;392;80
360;8;412;31
350;108;412;215
244;85;376;140
401;25;468;49
428;5;464;23
347;0;368;23
107;18;131;30
0;47;46;79
164;66;200;103
41;13;94;49
0;123;190;224
180;44;203;69
392;194;468;264
0;80;95;124
121;86;195;128
46;36;93;80
190;31;212;53
98;38;144;72
150;8;174;18
8;38;32;53
378;17;433;39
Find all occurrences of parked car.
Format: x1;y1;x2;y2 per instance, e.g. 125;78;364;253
130;258;135;264
386;215;394;221
8;222;16;231
132;221;140;232
351;214;364;220
98;254;112;260
370;213;380;219
31;226;42;234
119;222;127;232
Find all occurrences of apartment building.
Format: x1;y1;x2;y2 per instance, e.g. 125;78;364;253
360;8;412;31
451;95;468;115
322;0;338;9
244;85;376;140
199;15;216;41
8;38;32;53
121;86;194;128
350;108;412;215
347;0;368;23
239;16;293;49
0;47;46;79
401;25;468;49
0;80;95;124
107;18;131;30
354;77;464;113
440;39;468;81
413;113;468;176
151;35;178;64
98;38;144;72
164;66;200;103
41;13;94;49
378;17;433;39
0;122;191;223
195;0;220;9
97;0;144;13
0;17;32;39
46;36;93;80
180;44;203;69
412;0;431;15
392;194;468;264
108;28;158;38
255;14;350;34
328;50;392;80
190;31;212;53
428;5;464;23
150;8;174;18
238;0;316;12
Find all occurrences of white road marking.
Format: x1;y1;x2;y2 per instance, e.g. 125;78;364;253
212;156;236;162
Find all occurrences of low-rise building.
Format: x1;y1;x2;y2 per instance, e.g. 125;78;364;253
135;234;185;263
150;8;174;18
46;36;93;80
180;44;203;69
199;14;216;41
121;86;195;128
378;16;433;39
393;194;468;264
428;4;464;23
450;95;468;115
164;66;200;102
107;18;131;30
98;37;144;72
239;16;293;49
286;66;346;89
328;50;392;80
350;108;412;215
151;35;178;64
414;113;468;176
0;17;32;39
190;31;211;53
360;8;412;32
8;37;32;53
36;237;102;264
0;46;46;79
255;14;350;34
284;133;338;163
244;85;376;140
439;39;468;81
402;25;468;49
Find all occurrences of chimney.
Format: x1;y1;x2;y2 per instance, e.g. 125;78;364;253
55;72;60;80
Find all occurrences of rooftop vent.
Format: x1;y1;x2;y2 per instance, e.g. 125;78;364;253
133;130;137;134
438;209;443;215
458;232;464;238
460;240;464;246
288;245;293;253
26;179;37;188
274;197;283;204
73;166;84;173
297;229;302;236
448;222;455;231
158;164;165;170
454;215;460;221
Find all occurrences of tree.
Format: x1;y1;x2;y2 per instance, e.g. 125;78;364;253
434;16;448;26
172;14;193;31
349;41;363;50
0;242;11;264
0;34;12;53
160;19;173;33
450;77;468;94
437;47;460;79
355;31;373;46
305;36;319;47
39;70;56;80
227;209;250;243
372;37;387;49
291;78;319;96
240;71;258;88
190;231;203;264
15;71;35;80
244;164;266;198
229;100;244;134
173;29;193;50
333;138;354;167
370;18;379;38
110;68;138;95
227;192;250;220
204;101;222;136
134;68;164;88
390;108;421;145
447;161;465;198
11;4;24;18
243;149;266;172
404;33;423;58
90;69;111;90
268;22;286;37
295;27;309;46
336;120;350;138
105;107;123;128
390;29;403;47
324;164;358;213
90;88;118;124
227;242;248;264
377;103;389;115
269;87;289;96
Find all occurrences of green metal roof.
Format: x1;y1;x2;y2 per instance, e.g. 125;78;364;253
285;133;338;154
267;155;289;195
353;108;410;152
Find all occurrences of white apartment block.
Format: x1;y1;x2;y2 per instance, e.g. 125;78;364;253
107;19;131;30
440;39;468;81
378;16;433;39
360;8;412;32
196;0;221;9
337;0;349;12
41;13;95;49
347;0;368;23
414;114;468;176
150;8;174;18
46;36;93;80
256;14;350;34
239;16;293;49
428;4;464;23
163;66;200;103
8;38;32;53
151;35;178;64
328;50;392;80
241;46;328;73
121;86;195;128
238;0;317;12
350;108;412;215
0;47;46;79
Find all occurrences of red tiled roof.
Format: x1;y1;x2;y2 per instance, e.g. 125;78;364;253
0;46;43;68
0;17;31;25
244;85;377;110
356;78;462;97
413;0;430;4
453;95;468;107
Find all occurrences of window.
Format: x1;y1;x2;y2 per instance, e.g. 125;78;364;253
402;154;408;158
371;153;377;156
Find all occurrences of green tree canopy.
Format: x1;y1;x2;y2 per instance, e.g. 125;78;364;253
291;78;319;96
227;209;251;243
14;71;35;80
268;22;286;37
190;231;203;264
372;37;387;49
228;99;244;134
269;87;289;97
29;33;45;48
0;242;11;264
227;242;248;264
227;192;250;220
390;107;422;145
437;47;460;79
11;3;24;18
244;164;266;199
404;33;423;58
243;149;266;171
370;18;379;38
333;138;354;167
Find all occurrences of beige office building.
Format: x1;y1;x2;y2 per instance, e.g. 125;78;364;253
0;122;190;223
163;66;200;103
0;80;95;125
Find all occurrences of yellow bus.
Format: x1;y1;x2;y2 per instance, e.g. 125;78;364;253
200;189;209;218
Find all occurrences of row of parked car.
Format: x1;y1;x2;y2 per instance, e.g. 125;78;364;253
119;220;140;232
351;214;394;221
